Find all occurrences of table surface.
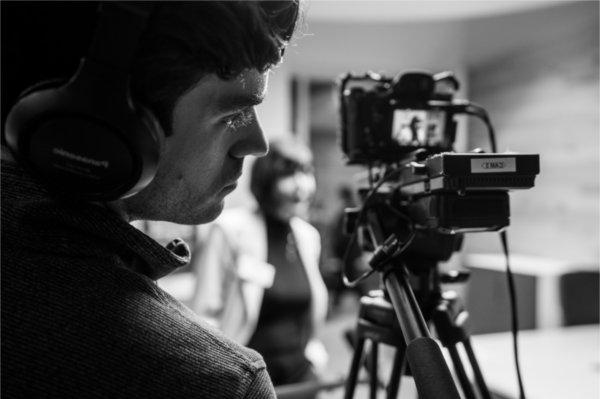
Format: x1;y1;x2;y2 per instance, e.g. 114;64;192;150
463;253;585;275
470;324;600;399
317;296;599;399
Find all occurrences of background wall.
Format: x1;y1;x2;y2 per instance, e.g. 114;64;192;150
463;2;599;264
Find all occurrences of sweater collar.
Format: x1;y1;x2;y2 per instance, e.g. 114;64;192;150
1;159;189;280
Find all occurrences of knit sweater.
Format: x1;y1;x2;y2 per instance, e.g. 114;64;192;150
1;159;275;398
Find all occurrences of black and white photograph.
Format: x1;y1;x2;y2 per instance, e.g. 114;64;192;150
1;1;598;398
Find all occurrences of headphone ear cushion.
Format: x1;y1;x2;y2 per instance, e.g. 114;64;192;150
17;78;68;100
135;103;165;149
119;102;163;194
5;79;68;158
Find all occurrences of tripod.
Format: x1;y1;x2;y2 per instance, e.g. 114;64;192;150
344;261;491;399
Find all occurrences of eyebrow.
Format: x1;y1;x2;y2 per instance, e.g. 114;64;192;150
213;93;264;114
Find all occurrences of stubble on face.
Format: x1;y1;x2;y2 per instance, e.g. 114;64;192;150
119;70;268;225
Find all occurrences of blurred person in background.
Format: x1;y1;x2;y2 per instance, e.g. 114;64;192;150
192;137;329;396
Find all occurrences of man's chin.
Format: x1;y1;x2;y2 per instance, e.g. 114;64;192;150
124;194;225;226
198;201;225;224
178;185;237;224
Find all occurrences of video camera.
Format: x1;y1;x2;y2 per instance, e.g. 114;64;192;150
339;71;540;265
338;71;540;399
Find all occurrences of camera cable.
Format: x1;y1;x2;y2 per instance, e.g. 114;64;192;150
473;105;526;399
441;101;527;398
341;168;405;288
500;230;527;399
476;107;527;399
476;105;526;398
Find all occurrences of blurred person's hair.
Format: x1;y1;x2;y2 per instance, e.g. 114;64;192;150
1;1;301;136
250;135;314;206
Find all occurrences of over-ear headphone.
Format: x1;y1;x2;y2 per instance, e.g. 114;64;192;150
4;2;161;201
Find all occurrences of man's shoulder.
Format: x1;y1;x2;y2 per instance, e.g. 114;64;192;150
85;270;267;373
129;296;275;397
158;296;266;369
2;266;275;398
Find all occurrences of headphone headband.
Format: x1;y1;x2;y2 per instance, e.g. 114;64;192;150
88;2;153;72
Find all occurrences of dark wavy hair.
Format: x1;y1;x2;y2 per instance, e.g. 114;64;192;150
1;1;301;136
132;1;301;134
250;136;313;208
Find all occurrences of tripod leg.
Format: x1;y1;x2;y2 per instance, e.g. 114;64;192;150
447;345;477;399
463;339;492;399
385;269;461;399
432;289;493;399
369;342;379;399
386;346;406;399
344;337;365;399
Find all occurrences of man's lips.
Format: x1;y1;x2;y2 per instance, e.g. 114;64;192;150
229;160;243;182
222;182;237;193
221;160;243;191
226;171;242;186
222;173;242;192
219;180;239;197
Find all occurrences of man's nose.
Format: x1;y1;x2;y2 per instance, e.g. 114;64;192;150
229;112;268;158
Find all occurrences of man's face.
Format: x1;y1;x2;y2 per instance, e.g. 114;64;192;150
123;69;269;224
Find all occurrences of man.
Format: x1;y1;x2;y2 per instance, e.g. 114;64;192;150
1;2;300;398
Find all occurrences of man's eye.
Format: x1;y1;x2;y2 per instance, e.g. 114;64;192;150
224;109;254;131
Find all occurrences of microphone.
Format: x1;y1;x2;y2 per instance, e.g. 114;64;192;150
406;337;461;399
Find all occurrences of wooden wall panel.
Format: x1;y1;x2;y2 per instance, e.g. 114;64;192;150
464;3;599;265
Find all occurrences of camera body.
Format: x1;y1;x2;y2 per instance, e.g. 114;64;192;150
340;71;458;165
339;71;540;262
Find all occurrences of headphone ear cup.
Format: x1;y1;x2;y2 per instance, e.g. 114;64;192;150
5;76;160;202
135;103;165;151
5;79;68;164
4;2;160;202
122;102;164;195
